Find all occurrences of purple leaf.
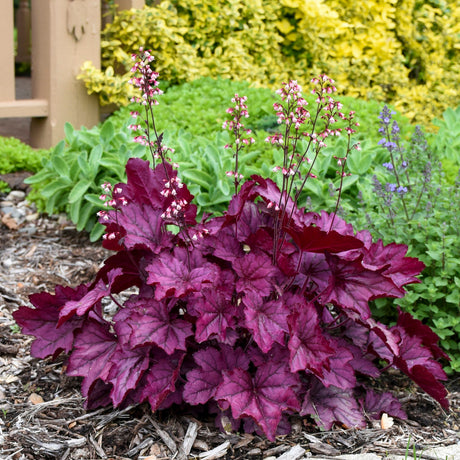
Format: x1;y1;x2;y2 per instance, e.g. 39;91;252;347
13;285;90;359
58;268;124;325
362;240;425;288
233;251;277;296
183;346;250;405
301;378;366;430
363;389;407;420
287;298;334;376
290;252;330;295
107;344;151;406
285;224;363;254
216;361;300;441
114;296;193;354
396;308;450;360
317;340;356;389
103;204;173;253
243;292;289;353
66;319;117;400
146;248;219;300
392;332;449;409
138;349;185;411
319;254;404;319
194;289;239;343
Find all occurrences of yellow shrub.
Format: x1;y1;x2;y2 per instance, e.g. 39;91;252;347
78;0;460;125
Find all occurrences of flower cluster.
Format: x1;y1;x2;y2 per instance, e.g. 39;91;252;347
128;48;174;163
222;94;255;193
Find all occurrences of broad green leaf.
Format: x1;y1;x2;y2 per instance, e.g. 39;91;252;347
45;189;66;215
41;179;71;198
51;155;71;179
69;197;82;224
85;193;106;207
196;192;210;206
76;201;97;231
24;170;55;184
68;179;92;204
89;222;105;242
181;169;213;190
217;178;231;196
77;152;92;179
53;140;66;156
89;144;103;171
347;150;374;175
100;120;115;144
64;122;75;141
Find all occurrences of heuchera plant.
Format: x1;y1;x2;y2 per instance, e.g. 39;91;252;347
14;50;450;441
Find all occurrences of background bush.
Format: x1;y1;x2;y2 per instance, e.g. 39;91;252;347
79;0;460;126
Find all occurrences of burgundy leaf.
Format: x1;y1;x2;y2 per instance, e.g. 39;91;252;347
314;210;356;235
250;175;296;218
243;292;289;353
107;344;151;406
66;319;117;399
13;285;90;359
58;268;124;325
287;299;334;376
84;379;113;410
216;361;300;441
291;252;331;295
392;332;449;409
224;180;257;224
115;296;193;354
233;251;277;296
138;349;185;411
105;203;173;253
317;340;356;389
285;224;363;254
319;254;404;319
362;240;425;288
396;308;450;360
146;248;219;300
363;389;407;420
194;290;239;343
301;378;366;430
183;346;250;405
93;250;143;293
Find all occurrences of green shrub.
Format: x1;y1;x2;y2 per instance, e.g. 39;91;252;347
0;136;50;192
25;120;148;241
79;0;460;125
345;106;460;373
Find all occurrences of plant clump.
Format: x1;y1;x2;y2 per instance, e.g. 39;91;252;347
14;50;449;440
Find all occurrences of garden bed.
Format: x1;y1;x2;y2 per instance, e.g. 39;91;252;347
0;194;459;459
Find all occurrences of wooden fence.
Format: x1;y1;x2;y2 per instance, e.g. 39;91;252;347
0;0;145;149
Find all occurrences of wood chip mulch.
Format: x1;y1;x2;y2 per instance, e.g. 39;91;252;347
1;205;459;460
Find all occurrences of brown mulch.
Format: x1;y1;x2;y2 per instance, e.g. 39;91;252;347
1;198;459;460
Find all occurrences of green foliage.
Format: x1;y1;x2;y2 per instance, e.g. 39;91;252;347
430;106;460;184
78;0;460;125
0;137;49;174
0;136;50;191
25;119;149;241
346;110;460;373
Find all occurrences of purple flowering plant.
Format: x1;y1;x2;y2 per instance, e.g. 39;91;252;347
13;51;450;440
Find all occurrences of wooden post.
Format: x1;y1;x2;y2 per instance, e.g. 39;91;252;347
116;0;145;10
30;0;101;148
15;0;31;63
0;0;16;101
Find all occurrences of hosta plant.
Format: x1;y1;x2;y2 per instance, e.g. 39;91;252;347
14;51;449;441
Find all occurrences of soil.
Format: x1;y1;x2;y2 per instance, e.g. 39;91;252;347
0;192;459;460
